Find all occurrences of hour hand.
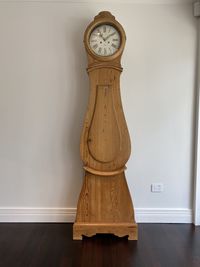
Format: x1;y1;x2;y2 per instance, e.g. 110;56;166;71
101;34;106;41
97;31;105;41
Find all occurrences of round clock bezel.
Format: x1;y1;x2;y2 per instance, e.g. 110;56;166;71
84;18;126;61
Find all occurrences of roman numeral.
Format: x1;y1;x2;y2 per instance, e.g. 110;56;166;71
103;26;106;33
98;47;102;54
104;48;107;55
113;38;119;42
93;44;98;50
112;44;117;49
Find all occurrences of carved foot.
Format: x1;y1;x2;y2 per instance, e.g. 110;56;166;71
73;223;138;240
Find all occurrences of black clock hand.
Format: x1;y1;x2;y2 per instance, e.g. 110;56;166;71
97;30;106;41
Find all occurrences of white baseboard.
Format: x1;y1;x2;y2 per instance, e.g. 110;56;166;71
0;207;193;223
0;208;76;223
135;208;193;223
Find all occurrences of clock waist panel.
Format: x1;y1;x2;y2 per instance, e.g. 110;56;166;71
80;79;131;171
87;84;121;163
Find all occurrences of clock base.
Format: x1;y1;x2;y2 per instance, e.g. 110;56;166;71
73;171;138;240
73;222;138;240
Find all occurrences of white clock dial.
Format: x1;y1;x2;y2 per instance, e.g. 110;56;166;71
89;24;121;56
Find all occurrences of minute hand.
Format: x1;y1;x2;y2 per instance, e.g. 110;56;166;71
105;31;116;41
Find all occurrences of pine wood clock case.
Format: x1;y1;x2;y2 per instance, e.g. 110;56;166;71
73;11;138;240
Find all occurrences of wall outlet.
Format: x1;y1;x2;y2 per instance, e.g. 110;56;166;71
151;183;164;193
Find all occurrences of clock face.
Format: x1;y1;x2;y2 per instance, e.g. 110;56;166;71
89;24;121;57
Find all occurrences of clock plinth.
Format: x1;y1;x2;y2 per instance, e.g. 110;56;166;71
73;11;138;240
73;172;138;240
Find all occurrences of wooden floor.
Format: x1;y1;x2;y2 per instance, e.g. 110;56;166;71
0;223;199;267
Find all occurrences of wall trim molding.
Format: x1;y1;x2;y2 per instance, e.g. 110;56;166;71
0;207;193;223
0;208;76;223
193;11;200;226
135;208;193;223
0;0;194;4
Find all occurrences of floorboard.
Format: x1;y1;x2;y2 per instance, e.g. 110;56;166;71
0;223;199;267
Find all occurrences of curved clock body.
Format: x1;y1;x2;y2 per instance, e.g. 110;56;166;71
81;68;131;172
73;11;138;240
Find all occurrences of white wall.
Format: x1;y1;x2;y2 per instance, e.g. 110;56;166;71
0;0;197;222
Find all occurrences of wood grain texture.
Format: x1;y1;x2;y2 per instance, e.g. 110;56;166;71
75;172;135;223
74;172;137;240
73;223;138;241
80;68;131;171
88;84;121;163
73;11;137;240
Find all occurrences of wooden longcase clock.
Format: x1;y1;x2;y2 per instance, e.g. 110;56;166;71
73;11;138;240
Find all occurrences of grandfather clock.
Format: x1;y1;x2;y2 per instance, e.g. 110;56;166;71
73;11;138;240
